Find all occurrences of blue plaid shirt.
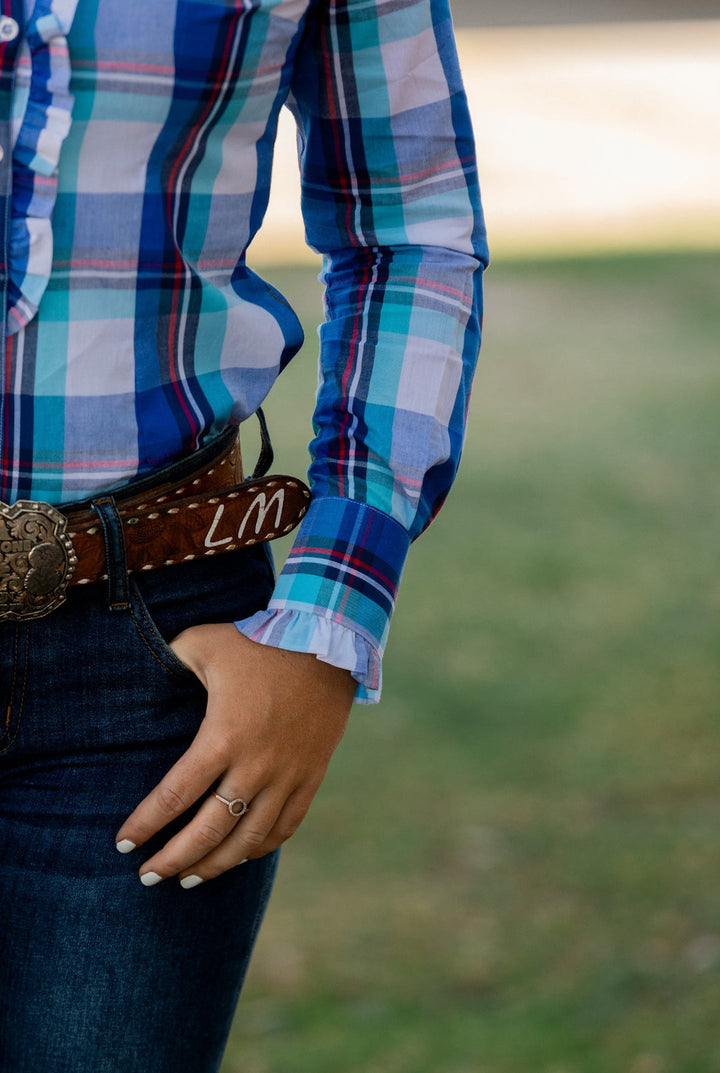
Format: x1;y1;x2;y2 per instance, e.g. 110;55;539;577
0;0;486;701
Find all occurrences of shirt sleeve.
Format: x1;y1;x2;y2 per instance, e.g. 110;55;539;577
235;0;488;703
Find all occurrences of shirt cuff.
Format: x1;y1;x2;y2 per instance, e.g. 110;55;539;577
234;497;411;704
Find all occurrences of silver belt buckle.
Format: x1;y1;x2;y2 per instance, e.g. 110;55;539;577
0;500;78;621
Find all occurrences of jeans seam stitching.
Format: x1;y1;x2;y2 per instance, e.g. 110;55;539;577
0;625;28;756
0;626;19;748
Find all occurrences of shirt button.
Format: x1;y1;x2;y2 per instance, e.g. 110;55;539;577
0;17;19;42
0;145;4;163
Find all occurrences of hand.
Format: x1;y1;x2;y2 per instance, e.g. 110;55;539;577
115;624;355;887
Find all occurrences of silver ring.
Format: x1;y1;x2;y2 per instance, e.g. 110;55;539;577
213;792;249;818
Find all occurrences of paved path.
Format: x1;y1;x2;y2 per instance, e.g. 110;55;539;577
251;18;720;264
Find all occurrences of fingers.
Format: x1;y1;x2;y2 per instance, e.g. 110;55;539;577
176;787;314;889
138;783;280;887
115;731;227;855
127;781;314;890
114;723;318;889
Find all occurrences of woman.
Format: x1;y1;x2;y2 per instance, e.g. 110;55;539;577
0;0;486;1069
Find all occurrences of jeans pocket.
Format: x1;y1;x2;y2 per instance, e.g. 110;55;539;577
127;545;275;681
128;578;197;680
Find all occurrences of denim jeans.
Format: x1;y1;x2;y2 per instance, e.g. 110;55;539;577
0;445;279;1072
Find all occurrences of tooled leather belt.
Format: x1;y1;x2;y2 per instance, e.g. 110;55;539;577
0;428;310;622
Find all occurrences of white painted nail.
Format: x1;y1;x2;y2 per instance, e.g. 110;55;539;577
116;839;136;854
241;858;249;864
140;871;163;887
180;875;204;890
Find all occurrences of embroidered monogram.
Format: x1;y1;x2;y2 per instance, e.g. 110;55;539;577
205;488;286;549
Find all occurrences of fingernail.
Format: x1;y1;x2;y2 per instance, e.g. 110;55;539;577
140;871;163;887
116;839;136;854
241;858;249;865
180;875;204;890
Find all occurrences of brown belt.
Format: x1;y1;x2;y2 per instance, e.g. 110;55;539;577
0;432;310;622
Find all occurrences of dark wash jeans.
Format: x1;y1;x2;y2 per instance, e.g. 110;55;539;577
0;444;279;1072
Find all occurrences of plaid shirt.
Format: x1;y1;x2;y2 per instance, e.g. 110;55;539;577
0;0;486;701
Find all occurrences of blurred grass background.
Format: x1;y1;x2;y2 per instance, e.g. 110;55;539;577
220;251;720;1073
220;1;720;1069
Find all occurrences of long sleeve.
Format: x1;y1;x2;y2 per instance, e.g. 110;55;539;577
236;0;488;702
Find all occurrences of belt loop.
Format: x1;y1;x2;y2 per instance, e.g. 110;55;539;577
91;496;130;611
251;407;274;480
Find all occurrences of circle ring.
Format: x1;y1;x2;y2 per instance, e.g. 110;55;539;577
213;792;249;818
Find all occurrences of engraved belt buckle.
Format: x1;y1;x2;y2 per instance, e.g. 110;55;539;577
0;500;77;621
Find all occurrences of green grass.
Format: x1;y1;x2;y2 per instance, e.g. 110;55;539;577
221;251;720;1073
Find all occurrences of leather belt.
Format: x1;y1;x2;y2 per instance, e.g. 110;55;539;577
0;432;311;622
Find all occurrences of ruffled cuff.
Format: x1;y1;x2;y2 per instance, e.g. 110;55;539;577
235;608;381;704
234;496;412;704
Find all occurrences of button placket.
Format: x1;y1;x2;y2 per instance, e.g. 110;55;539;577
0;15;19;164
